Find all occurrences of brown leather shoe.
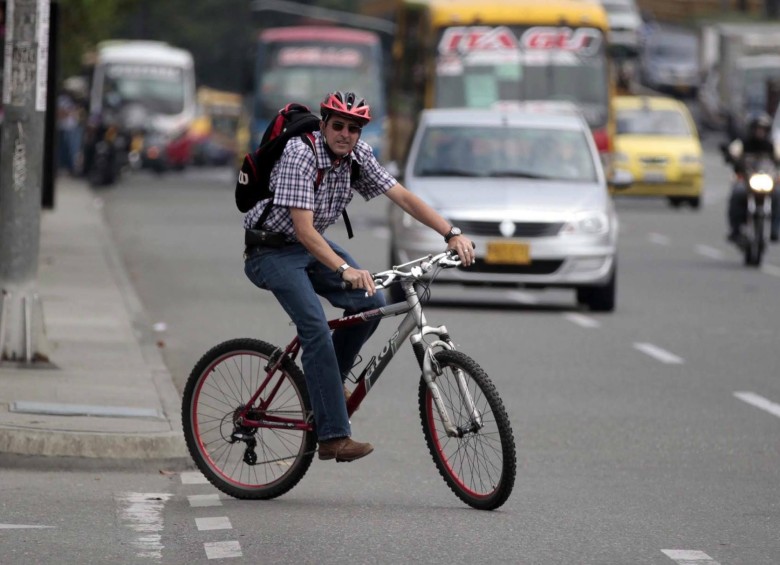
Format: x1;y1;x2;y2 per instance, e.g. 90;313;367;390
318;437;374;462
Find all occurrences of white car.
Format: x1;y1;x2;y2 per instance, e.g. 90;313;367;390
388;107;628;311
601;0;643;55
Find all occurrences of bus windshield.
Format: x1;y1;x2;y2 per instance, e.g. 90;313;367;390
104;63;185;115
255;42;382;121
433;25;608;128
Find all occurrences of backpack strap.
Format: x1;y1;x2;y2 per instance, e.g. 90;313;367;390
301;133;354;239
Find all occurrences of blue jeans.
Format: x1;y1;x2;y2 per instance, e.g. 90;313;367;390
244;240;386;441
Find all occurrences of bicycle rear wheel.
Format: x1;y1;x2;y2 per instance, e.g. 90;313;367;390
418;350;516;510
182;338;316;500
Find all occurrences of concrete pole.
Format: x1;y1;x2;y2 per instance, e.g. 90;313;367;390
0;0;51;363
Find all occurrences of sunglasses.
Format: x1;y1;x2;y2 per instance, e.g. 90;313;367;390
330;121;362;134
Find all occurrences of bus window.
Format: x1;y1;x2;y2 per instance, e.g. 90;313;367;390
390;1;615;161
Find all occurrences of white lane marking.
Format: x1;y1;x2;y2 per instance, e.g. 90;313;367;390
188;494;222;508
204;540;242;559
180;471;209;484
761;263;780;277
0;524;54;529
662;549;721;564
116;492;172;560
648;232;671;245
734;391;780;419
508;290;539;304
196;517;232;531
564;313;601;328
633;342;684;364
695;245;725;260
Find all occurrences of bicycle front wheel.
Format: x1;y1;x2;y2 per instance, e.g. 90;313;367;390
418;350;516;510
182;338;316;500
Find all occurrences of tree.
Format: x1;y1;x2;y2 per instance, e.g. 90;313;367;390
57;0;142;80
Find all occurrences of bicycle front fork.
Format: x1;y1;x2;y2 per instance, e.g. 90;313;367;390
420;338;483;437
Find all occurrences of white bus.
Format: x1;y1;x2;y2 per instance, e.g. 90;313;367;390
86;40;197;169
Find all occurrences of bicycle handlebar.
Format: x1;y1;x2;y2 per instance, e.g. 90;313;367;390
341;249;463;291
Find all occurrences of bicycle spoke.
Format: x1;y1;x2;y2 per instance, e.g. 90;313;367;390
182;340;316;500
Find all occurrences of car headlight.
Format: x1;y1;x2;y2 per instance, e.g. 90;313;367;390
563;211;610;235
679;154;701;165
749;173;774;193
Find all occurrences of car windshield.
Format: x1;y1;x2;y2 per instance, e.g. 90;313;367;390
646;36;697;61
617;109;691;136
413;125;598;182
602;1;637;16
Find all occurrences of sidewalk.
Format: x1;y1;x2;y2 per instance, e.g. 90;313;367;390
0;176;188;460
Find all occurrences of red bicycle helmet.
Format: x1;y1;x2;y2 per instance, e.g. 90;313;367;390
320;91;372;125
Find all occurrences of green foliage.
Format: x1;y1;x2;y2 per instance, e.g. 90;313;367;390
56;0;391;91
56;0;142;81
111;0;254;92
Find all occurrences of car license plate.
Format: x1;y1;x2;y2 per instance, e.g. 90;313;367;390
643;171;667;183
485;241;530;265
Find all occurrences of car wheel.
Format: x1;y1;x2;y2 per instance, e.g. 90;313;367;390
576;267;616;312
668;197;683;208
688;197;701;209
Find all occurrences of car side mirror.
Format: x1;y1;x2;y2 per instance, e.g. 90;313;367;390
609;168;633;191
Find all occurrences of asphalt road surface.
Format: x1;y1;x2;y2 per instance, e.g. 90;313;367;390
3;131;779;564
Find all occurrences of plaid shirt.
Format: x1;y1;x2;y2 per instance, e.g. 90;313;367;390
243;132;396;239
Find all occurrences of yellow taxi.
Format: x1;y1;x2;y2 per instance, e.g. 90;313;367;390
611;95;703;208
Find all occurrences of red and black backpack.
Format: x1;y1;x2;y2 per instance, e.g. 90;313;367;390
235;102;357;237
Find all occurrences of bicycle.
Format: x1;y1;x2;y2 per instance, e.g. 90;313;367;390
182;250;517;511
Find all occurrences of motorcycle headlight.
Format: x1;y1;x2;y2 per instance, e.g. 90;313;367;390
749;173;774;193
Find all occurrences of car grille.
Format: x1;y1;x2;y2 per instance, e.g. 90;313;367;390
462;259;564;275
639;156;668;165
456;220;564;238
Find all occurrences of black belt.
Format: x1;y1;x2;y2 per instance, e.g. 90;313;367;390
244;228;295;248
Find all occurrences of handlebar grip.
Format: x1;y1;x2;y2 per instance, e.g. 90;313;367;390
340;281;352;290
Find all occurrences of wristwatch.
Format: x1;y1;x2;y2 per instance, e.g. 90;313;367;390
336;263;351;277
444;226;462;243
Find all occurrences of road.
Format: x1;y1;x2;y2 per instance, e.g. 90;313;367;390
3;134;780;564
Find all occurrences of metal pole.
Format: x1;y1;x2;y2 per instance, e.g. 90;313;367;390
0;0;51;363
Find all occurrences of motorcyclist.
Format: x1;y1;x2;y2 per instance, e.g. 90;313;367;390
724;111;780;243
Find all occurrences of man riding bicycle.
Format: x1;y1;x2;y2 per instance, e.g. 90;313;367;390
243;91;474;462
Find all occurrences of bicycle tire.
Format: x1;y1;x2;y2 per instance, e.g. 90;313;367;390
182;338;316;500
418;350;516;510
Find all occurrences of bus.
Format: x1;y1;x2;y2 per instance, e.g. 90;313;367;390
84;40;197;171
189;87;243;166
251;26;387;160
390;0;614;162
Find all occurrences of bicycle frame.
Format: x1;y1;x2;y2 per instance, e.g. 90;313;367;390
235;279;477;438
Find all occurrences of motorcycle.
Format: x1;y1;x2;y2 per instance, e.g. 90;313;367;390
735;155;777;267
85;114;127;187
83;101;148;187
